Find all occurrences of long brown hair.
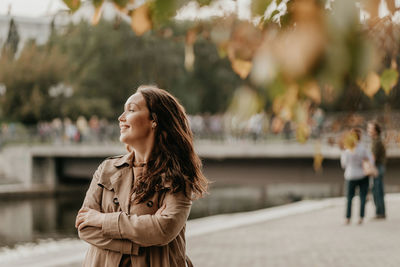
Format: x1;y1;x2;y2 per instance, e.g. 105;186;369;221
132;85;208;203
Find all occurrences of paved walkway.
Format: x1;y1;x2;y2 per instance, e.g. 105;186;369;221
1;194;399;267
187;195;400;267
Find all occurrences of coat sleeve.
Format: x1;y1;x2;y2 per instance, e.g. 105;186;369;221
101;188;192;247
77;161;140;255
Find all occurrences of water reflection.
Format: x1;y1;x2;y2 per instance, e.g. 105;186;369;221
1;181;400;249
0;182;342;248
0;194;84;248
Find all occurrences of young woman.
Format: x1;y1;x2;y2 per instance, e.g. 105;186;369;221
340;128;373;225
75;85;208;266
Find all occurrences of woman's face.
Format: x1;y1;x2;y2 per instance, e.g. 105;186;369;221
118;92;154;146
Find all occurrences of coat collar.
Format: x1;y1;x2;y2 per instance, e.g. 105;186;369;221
100;151;173;206
113;151;134;167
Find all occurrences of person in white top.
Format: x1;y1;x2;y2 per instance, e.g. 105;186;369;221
340;128;373;225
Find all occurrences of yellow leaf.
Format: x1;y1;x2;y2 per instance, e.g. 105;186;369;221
296;123;310;144
314;153;323;172
313;141;323;172
357;71;380;98
217;43;228;58
303;81;321;104
272;85;299;121
131;4;152;36
62;0;81;12
92;5;103;25
231;59;252;79
380;68;399;95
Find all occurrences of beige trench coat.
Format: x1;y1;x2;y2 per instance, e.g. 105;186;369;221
78;152;193;267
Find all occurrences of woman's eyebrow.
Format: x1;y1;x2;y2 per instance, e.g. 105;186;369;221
125;102;140;109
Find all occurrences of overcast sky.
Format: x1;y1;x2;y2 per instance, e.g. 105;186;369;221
0;0;253;20
0;0;68;17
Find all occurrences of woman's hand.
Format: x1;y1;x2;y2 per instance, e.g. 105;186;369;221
75;207;105;231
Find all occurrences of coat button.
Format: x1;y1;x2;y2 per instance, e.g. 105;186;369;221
146;201;153;208
113;197;119;205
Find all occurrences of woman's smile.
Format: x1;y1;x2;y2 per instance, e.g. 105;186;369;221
119;124;130;132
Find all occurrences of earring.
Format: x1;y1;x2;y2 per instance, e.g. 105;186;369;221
152;122;157;129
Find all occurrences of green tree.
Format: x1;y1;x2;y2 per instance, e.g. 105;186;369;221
0;41;68;124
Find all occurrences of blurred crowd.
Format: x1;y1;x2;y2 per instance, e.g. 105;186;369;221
0;110;325;147
1;110;400;148
0;116;118;147
188;108;325;142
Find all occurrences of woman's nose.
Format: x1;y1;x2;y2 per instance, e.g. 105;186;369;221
118;112;125;121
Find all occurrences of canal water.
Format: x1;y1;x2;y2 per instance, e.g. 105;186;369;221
1;157;400;249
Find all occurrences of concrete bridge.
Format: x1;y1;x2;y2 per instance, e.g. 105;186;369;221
1;141;400;189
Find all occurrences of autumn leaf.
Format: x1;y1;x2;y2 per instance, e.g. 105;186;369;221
357;71;380;98
131;4;152;36
380;68;398;95
313;141;323;172
272;84;299;121
230;59;252;79
92;5;103;25
303;80;321;104
227;86;262;122
63;0;81;12
296;123;310;144
217;45;228;58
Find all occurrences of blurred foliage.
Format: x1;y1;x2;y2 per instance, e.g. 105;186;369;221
2;0;400;138
57;1;400;120
0;20;242;123
0;42;69;123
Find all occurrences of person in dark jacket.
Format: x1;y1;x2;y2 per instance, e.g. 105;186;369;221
367;121;386;219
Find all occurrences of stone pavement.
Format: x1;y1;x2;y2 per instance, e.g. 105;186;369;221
1;194;399;267
187;195;400;267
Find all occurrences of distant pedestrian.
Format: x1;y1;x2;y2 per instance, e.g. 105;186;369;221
340;128;373;225
367;121;386;219
75;85;208;267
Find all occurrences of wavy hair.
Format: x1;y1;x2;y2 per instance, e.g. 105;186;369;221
132;85;208;203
